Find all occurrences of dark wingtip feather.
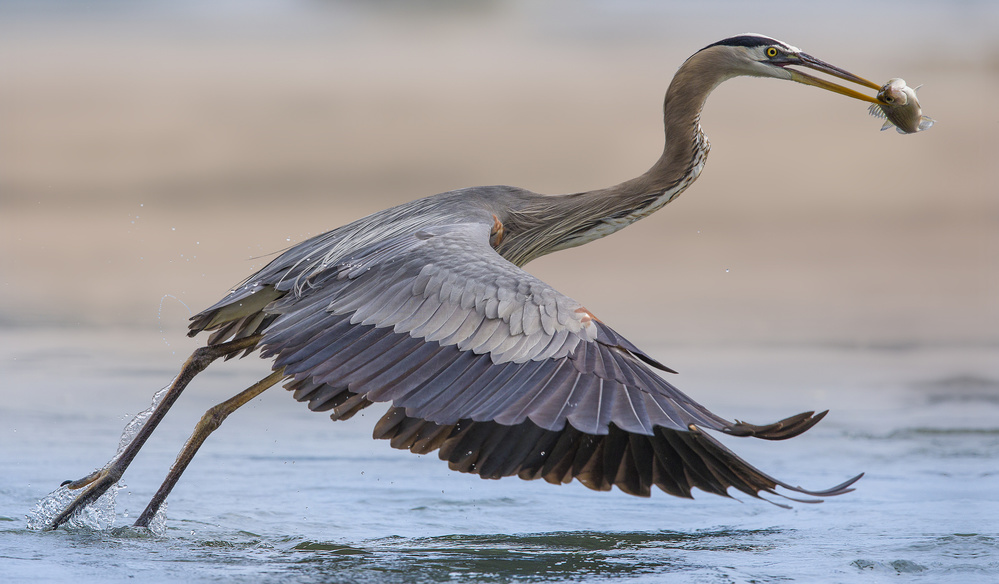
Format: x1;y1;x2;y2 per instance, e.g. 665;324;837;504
369;408;860;506
783;472;865;498
724;410;828;441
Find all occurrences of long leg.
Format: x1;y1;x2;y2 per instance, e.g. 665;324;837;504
133;369;285;527
46;334;263;530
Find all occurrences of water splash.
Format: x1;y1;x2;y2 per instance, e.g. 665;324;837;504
25;482;119;531
26;385;172;531
144;502;168;537
157;294;193;353
118;385;169;454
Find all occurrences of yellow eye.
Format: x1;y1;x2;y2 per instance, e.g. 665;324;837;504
766;47;779;58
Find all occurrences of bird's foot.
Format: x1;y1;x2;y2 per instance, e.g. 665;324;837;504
60;468;105;490
44;465;123;530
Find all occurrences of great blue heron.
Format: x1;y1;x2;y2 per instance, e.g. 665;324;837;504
47;34;884;530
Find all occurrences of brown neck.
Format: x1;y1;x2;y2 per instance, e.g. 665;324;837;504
498;47;732;267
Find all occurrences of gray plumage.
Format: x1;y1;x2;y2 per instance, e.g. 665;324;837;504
48;35;888;531
186;34;884;503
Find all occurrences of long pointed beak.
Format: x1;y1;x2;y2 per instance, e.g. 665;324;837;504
786;53;881;104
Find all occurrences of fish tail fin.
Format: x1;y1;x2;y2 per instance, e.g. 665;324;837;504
917;116;935;132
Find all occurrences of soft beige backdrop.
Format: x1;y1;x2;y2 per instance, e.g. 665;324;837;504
3;1;997;348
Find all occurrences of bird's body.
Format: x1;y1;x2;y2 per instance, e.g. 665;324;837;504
44;34;890;530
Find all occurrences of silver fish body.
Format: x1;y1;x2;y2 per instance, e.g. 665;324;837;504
868;78;934;134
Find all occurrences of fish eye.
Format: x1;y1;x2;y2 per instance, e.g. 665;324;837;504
766;47;779;58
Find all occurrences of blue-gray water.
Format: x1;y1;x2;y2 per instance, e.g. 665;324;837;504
1;329;996;583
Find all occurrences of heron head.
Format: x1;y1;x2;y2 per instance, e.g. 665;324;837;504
700;34;881;104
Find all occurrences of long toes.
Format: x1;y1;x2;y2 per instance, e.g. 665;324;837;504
62;471;105;490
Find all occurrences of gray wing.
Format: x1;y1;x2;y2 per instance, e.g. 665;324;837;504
262;222;729;435
192;220;859;501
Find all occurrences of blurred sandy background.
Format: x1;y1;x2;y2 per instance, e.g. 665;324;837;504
2;0;997;349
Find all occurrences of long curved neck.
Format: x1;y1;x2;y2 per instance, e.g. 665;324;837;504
499;47;733;267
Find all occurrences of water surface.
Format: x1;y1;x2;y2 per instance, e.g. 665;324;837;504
2;329;995;582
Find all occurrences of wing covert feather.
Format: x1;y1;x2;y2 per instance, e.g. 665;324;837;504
255;221;735;435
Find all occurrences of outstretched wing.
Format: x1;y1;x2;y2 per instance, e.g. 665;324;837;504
192;220;859;502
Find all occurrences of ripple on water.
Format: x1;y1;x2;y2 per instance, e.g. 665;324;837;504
912;375;999;405
266;529;787;583
852;558;927;574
